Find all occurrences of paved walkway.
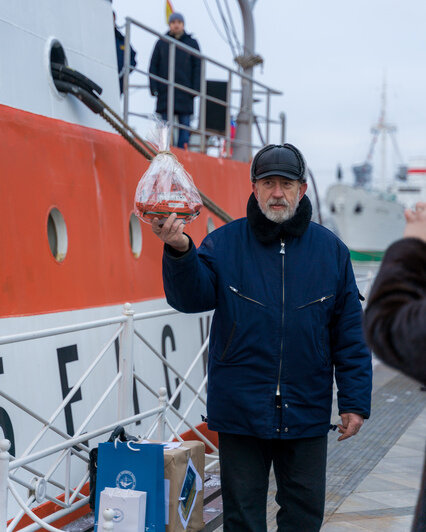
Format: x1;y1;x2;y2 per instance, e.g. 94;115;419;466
214;361;426;532
322;403;425;531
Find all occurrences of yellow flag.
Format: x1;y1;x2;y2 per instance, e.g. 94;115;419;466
166;0;174;23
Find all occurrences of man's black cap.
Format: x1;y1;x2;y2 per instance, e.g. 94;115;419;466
250;143;308;183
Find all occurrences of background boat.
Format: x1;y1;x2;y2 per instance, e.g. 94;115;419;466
324;81;413;263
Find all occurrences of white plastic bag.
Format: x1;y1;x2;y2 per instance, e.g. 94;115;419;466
98;487;147;531
134;118;203;225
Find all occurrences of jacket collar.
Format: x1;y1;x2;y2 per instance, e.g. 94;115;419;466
167;30;189;41
246;193;312;243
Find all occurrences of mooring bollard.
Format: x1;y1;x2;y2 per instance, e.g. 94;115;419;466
102;508;115;530
0;440;11;532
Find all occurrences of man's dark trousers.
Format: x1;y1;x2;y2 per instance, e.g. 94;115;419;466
219;433;328;532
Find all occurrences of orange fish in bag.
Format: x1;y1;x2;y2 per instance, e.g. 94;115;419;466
134;119;203;224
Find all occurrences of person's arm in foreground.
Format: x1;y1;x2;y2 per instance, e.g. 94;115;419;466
364;202;426;384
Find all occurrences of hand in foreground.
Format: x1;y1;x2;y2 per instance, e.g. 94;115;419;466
403;202;426;242
151;213;190;252
337;413;364;441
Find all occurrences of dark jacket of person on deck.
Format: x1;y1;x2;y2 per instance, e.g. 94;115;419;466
364;202;426;532
151;144;372;532
149;27;200;116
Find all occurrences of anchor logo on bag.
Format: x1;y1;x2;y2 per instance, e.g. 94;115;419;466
112;508;124;523
116;470;136;490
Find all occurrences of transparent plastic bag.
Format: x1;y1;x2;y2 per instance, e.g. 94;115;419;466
134;118;203;225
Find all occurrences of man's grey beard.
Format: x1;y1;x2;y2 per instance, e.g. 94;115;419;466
259;197;300;223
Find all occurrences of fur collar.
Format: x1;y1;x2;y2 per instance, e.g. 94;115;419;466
246;193;312;243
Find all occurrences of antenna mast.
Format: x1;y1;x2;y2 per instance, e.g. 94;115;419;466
232;0;261;162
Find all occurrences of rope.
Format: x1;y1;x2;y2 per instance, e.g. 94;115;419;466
99;100;234;223
53;70;235;224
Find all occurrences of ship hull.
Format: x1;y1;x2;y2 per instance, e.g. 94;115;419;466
0;104;249;522
325;183;405;259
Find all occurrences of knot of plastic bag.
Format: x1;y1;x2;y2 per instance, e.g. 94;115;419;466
156;150;177;160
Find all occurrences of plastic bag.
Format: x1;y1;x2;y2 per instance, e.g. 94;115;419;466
134;118;203;225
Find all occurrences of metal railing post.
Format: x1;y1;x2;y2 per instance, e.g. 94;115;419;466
117;303;135;422
266;91;271;144
123;18;132;123
225;71;232;157
199;59;207;154
157;387;167;441
102;508;115;530
167;42;176;145
0;440;11;532
280;112;286;144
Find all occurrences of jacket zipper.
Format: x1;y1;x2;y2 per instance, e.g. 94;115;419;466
297;294;334;309
276;239;285;400
229;286;266;307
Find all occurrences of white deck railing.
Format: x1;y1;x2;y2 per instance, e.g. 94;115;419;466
0;303;218;532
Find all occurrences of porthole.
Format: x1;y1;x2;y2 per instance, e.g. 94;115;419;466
129;214;142;258
47;208;68;262
207;217;216;234
45;37;68;99
354;203;363;214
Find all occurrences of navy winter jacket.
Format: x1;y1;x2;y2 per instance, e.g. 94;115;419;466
149;31;201;115
162;196;372;439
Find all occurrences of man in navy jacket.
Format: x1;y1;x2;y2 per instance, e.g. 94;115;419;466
152;144;372;531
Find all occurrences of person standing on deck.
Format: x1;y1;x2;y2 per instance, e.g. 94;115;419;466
149;12;201;149
364;202;426;532
151;144;372;531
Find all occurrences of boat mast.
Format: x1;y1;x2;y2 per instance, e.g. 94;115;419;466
380;77;387;184
369;76;398;187
232;0;257;162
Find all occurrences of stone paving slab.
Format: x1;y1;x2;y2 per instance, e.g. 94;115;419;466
322;403;426;531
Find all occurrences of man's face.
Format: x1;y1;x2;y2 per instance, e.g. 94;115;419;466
169;20;184;36
252;176;307;223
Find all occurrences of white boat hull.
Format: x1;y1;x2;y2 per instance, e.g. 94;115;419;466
326;184;405;255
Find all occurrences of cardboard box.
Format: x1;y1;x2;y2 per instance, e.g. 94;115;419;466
164;441;205;532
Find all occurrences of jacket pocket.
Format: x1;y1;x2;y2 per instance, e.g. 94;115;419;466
220;321;237;361
297;294;334;310
229;286;266;307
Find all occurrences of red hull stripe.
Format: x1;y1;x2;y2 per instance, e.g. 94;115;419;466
0;104;250;317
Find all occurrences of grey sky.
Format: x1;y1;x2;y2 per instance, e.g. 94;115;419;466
114;0;426;196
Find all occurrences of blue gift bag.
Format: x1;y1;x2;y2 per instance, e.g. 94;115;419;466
94;441;165;531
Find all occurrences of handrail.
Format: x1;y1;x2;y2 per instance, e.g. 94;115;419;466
122;16;285;157
0;308;178;345
0;303;215;531
125;17;281;93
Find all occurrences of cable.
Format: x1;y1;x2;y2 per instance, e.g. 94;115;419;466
215;0;238;58
202;0;233;48
223;0;243;55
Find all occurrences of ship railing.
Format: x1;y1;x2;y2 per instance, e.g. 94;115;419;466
121;17;284;158
0;303;217;532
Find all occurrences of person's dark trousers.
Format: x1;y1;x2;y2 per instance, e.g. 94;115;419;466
161;113;191;148
218;432;328;532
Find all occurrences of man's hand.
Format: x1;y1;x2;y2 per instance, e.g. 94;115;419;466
337;413;364;441
151;213;190;252
403;202;426;242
